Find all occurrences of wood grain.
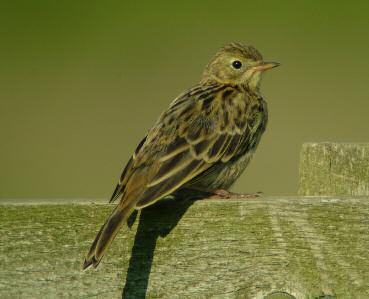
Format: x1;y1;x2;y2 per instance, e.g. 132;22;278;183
299;143;369;196
1;197;369;298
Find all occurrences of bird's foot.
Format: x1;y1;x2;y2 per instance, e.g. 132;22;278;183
208;189;262;199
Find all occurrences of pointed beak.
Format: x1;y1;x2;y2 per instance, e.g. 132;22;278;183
251;61;280;72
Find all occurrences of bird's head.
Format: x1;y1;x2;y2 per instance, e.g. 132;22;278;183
201;42;279;90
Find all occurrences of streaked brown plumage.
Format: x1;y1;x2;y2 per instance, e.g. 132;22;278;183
83;42;279;269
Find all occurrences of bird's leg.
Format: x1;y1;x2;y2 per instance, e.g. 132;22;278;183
179;187;262;200
207;189;263;199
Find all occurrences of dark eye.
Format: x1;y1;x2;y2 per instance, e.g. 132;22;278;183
232;60;242;69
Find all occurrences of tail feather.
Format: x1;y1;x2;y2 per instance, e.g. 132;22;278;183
83;203;135;270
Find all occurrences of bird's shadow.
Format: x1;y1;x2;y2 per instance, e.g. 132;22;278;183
121;190;208;299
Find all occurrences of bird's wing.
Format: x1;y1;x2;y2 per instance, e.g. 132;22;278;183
109;136;147;203
113;84;249;209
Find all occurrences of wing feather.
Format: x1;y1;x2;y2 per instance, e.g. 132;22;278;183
112;84;250;210
136;159;206;208
109;136;147;203
148;150;193;187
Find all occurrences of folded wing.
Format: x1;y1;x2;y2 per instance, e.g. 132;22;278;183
113;84;248;209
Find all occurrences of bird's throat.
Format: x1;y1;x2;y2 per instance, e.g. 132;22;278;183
246;72;262;91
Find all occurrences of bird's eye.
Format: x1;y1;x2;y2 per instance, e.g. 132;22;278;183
232;60;242;69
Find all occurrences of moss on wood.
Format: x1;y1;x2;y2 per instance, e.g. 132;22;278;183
299;143;369;196
1;197;369;298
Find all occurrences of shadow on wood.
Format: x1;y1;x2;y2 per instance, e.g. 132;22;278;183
122;196;195;299
1;196;369;298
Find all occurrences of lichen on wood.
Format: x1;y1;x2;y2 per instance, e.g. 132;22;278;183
299;143;369;196
1;197;369;298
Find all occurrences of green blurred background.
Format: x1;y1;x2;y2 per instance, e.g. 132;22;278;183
1;1;368;199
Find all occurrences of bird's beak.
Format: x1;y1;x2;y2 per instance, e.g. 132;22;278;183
251;61;280;73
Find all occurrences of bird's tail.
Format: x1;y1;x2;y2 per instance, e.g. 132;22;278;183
83;202;136;270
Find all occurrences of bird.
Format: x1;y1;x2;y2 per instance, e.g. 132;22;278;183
83;42;279;269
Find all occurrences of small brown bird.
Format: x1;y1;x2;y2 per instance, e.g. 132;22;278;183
83;42;279;269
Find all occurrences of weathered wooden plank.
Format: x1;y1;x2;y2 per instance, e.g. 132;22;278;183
1;197;369;298
299;143;369;196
